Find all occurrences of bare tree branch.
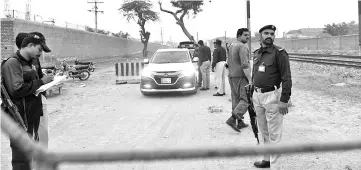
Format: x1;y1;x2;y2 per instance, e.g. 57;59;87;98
158;1;175;15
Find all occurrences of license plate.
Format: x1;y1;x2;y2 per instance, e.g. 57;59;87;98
161;78;171;84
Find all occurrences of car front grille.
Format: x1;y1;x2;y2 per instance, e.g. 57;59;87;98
153;71;180;84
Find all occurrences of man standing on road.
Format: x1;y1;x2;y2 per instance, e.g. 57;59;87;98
225;28;251;132
252;25;292;170
197;40;211;90
1;33;53;170
211;39;227;96
28;32;50;149
193;44;202;87
15;32;50;149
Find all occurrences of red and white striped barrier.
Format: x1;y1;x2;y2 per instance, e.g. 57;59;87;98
115;61;146;84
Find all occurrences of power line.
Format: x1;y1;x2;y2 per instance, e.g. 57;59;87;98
87;0;104;32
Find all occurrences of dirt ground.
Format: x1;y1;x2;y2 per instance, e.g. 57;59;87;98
1;59;361;170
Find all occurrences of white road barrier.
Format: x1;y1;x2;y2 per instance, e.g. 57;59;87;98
115;61;146;84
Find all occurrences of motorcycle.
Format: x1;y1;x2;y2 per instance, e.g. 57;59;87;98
42;65;58;76
74;59;95;72
60;60;91;81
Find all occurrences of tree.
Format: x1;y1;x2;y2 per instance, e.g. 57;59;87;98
323;21;359;36
158;0;204;43
119;0;160;57
252;32;261;42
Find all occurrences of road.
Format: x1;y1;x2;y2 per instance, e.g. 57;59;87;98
2;61;361;170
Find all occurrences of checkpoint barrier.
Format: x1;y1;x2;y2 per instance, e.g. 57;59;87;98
1;109;361;170
115;61;147;84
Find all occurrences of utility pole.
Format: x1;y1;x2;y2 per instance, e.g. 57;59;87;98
247;0;251;61
359;0;361;55
88;0;104;33
25;0;31;21
224;31;226;47
161;27;164;45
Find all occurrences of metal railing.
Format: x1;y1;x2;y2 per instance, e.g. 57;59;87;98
1;108;361;170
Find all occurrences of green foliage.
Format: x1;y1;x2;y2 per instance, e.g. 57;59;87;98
170;0;204;18
111;31;131;39
119;0;160;23
85;26;130;38
323;21;358;36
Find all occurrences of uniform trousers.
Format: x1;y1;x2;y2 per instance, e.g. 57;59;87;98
215;61;226;94
252;86;284;170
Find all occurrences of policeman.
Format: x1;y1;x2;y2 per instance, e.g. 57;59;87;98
193;44;202;87
2;33;53;170
211;39;227;96
197;40;211;90
252;25;292;169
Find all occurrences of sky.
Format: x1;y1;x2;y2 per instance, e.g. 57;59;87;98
0;0;358;43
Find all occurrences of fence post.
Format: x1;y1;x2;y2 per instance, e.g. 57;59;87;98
316;36;319;51
339;35;342;51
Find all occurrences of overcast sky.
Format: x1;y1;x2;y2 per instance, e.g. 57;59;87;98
0;0;358;43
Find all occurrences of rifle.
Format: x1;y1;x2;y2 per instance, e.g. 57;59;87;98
1;78;28;131
245;84;259;144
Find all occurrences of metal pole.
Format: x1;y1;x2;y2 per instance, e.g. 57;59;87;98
95;2;98;33
247;0;251;61
358;0;361;55
161;27;163;45
225;31;226;47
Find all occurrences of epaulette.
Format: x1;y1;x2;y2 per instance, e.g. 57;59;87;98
273;45;284;52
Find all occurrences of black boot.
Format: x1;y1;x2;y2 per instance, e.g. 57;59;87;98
254;160;270;168
237;119;249;129
225;116;241;132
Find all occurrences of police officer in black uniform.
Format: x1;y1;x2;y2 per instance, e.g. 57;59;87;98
251;25;292;169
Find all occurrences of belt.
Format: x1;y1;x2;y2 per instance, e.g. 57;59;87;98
254;85;280;93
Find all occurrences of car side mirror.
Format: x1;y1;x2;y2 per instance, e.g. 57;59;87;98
192;57;199;63
143;59;149;64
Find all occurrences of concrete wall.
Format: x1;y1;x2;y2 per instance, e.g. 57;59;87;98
274;34;359;52
1;18;168;60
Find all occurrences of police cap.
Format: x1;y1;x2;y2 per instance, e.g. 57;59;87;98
215;39;222;45
259;25;276;33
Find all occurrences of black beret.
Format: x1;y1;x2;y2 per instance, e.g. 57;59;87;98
215;39;222;45
259;25;276;33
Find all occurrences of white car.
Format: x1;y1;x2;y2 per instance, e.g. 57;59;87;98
140;48;199;95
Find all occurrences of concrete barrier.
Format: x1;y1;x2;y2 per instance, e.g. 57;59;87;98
115;61;146;84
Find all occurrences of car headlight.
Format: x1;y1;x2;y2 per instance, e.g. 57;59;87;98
180;69;195;77
141;70;154;77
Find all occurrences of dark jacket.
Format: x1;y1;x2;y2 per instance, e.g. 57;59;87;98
1;51;44;125
212;46;227;69
198;45;211;66
252;44;292;103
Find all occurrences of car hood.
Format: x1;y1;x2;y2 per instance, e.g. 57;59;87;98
144;62;195;72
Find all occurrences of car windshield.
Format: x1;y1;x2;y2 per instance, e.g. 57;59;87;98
150;51;190;64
